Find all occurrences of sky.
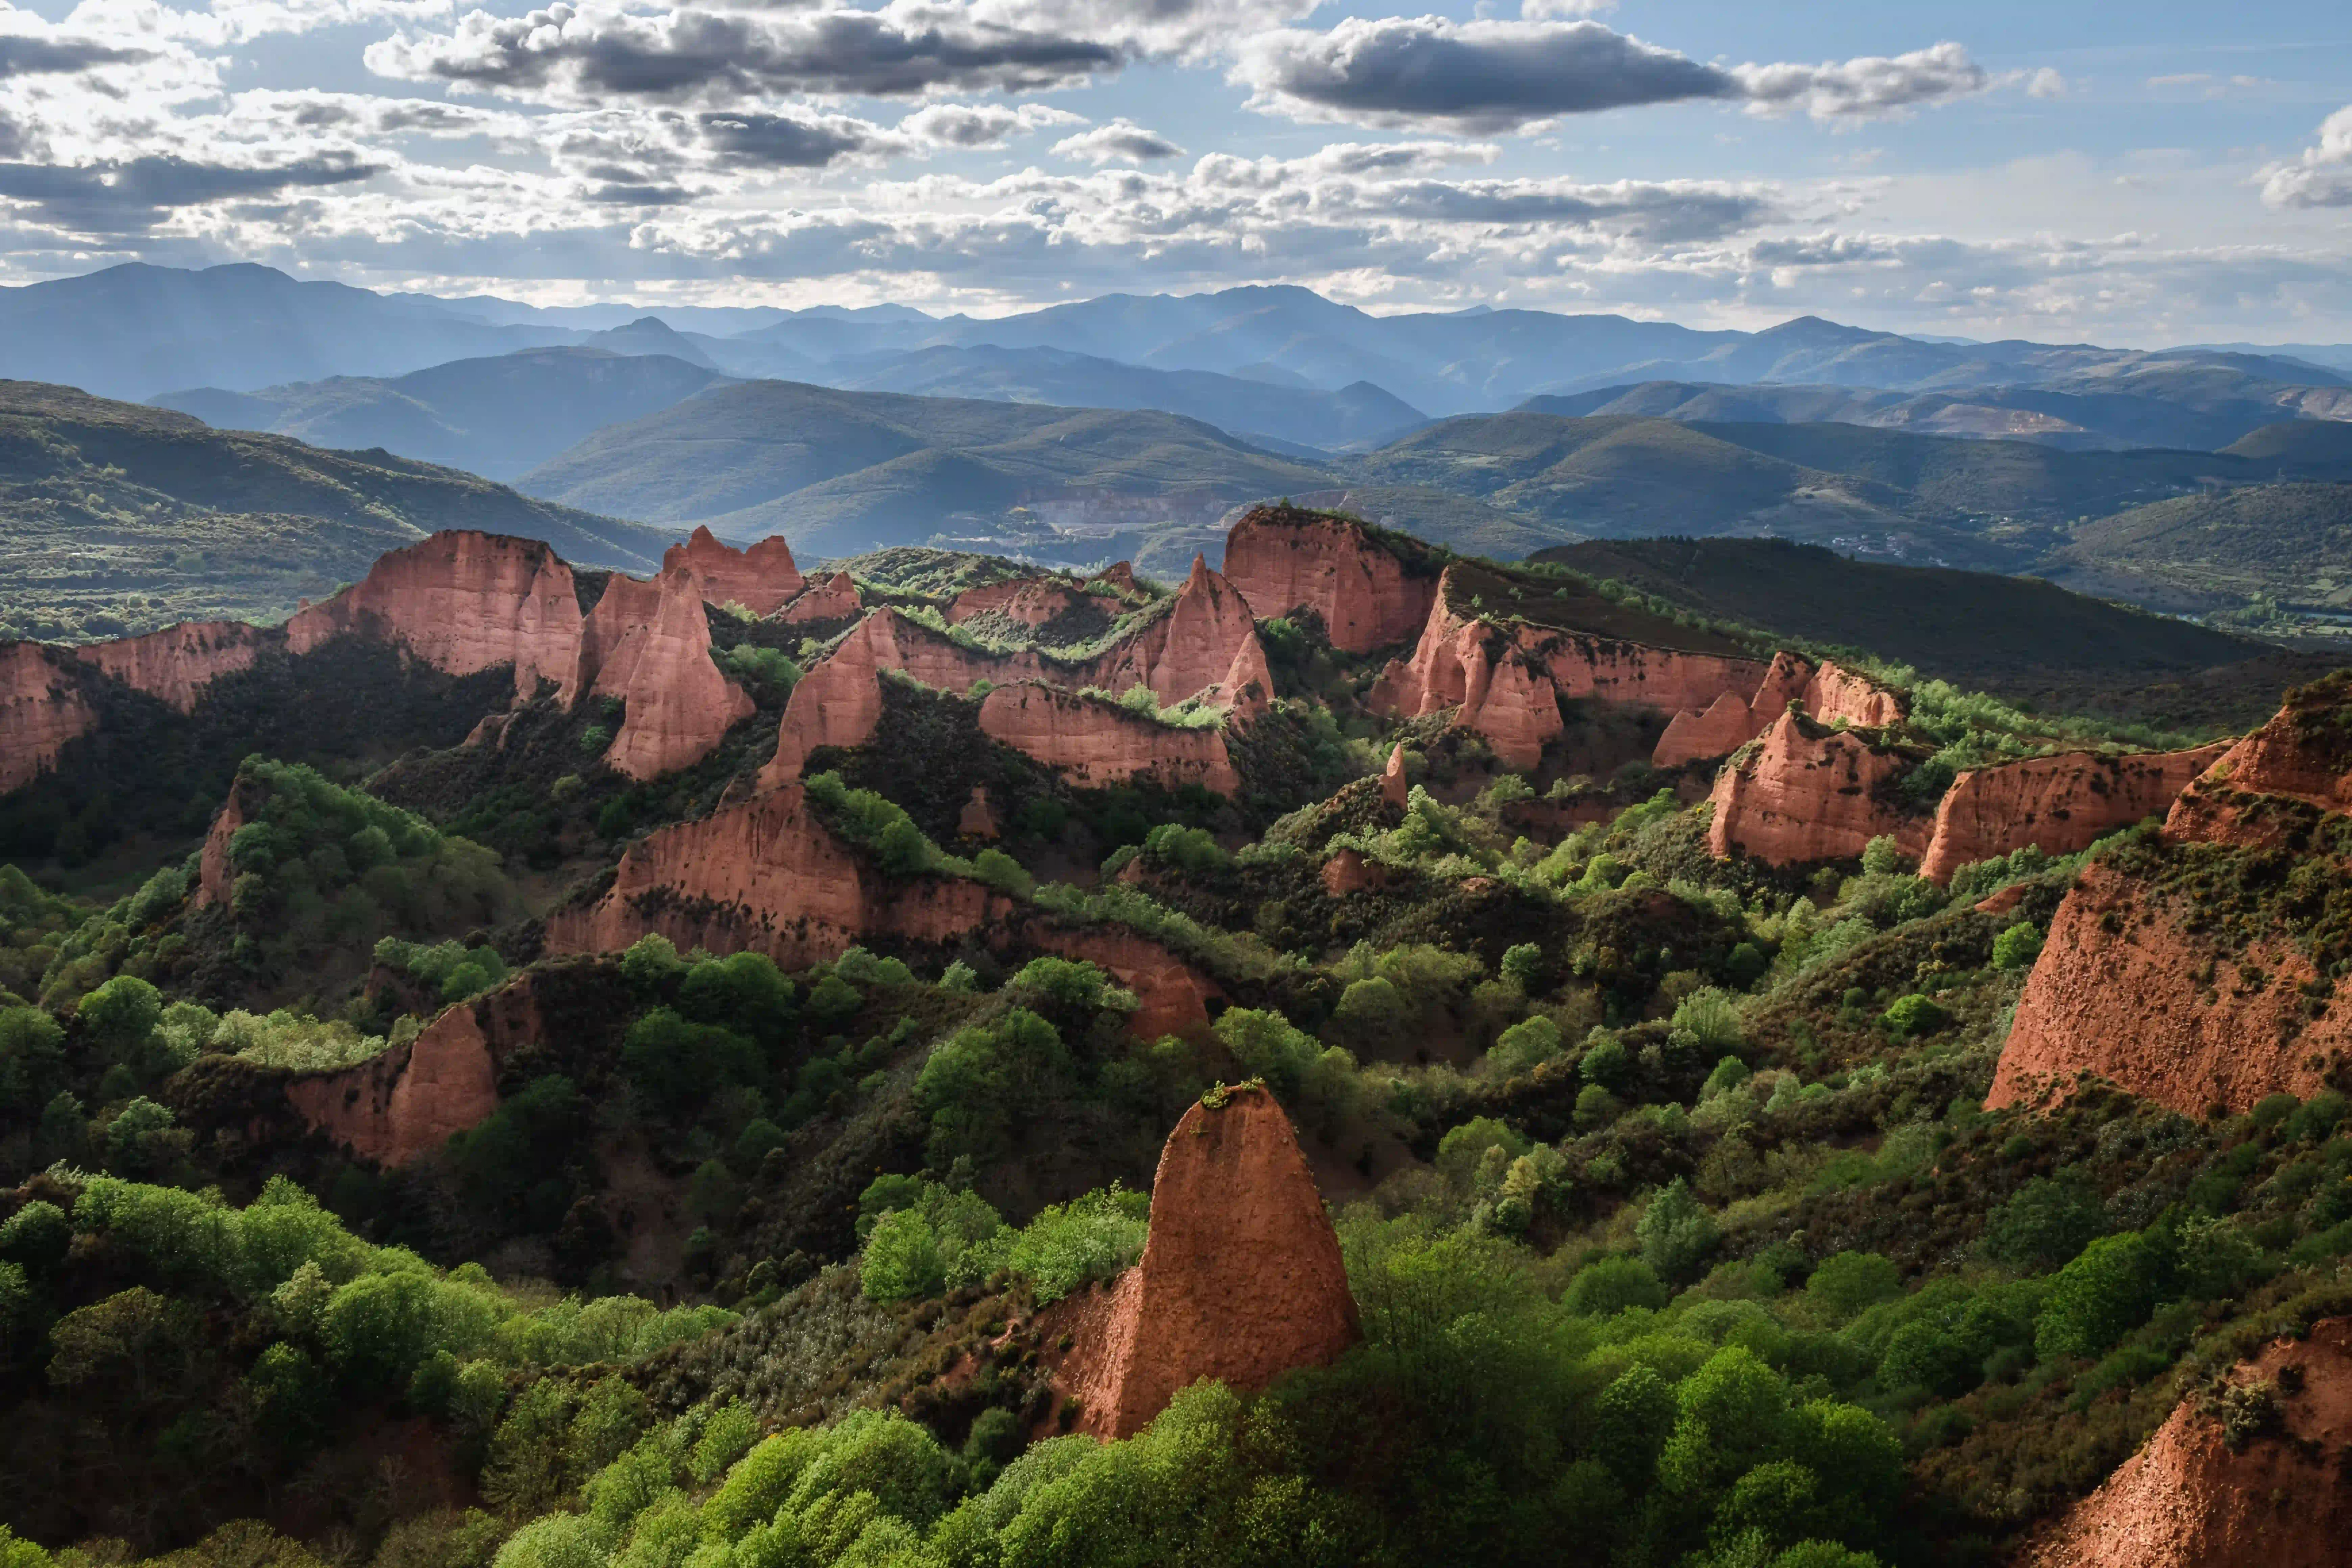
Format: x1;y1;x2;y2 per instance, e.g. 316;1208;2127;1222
1;0;2350;342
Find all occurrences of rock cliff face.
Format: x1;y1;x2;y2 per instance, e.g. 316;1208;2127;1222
588;570;755;782
1653;654;1899;768
545;783;1006;968
1369;589;1562;770
286;531;585;700
776;571;863;626
948;576;1110;628
762;615;896;786
978;684;1241;795
1223;505;1438;654
1706;709;1930;864
192;785;249;908
662;526;804;616
1991;680;2352;1116
2020;1318;2352;1568
1085;555;1273;715
1919;744;2231;883
284;992;521;1167
1057;1085;1359;1438
73;620;264;713
1027;925;1219;1039
0;642;95;794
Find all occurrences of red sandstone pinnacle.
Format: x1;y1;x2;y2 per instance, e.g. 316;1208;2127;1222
662;526;804;616
589;568;755;782
72;620;263;714
1706;709;1928;865
192;785;248;908
1089;554;1274;715
958;786;999;839
776;571;864;626
0;642;96;794
2019;1318;2352;1568
1380;743;1409;807
1222;507;1437;654
285;531;585;701
1059;1085;1359;1438
1320;848;1387;897
977;683;1242;795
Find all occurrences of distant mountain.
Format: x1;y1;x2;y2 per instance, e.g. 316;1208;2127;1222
826;344;1427;452
0;263;576;401
150;349;734;480
518;379;1335;559
2043;481;2352;614
0;379;672;640
579;317;722;370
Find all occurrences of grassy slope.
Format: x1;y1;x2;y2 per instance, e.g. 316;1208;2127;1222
2044;482;2352;613
0;380;673;640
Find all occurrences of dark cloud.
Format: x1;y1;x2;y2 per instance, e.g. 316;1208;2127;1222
369;6;1121;102
0;153;382;234
1235;18;1736;134
0;36;154;79
698;110;879;168
1052;120;1183;163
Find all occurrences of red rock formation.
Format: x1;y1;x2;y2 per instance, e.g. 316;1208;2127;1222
958;786;999;839
285;531;584;701
1380;743;1410;807
192;787;247;908
545;783;1006;967
0;642;94;795
947;576;1106;628
73;620;263;713
1027;925;1219;1039
1223;506;1438;654
1650;654;1898;768
1805;660;1903;728
1706;709;1931;864
1654;690;1758;768
662;526;804;616
776;571;864;626
1988;859;2352;1114
762;615;897;786
2020;1318;2352;1568
1320;848;1387;897
1090;562;1140;597
1919;743;2231;883
1087;555;1273;715
1057;1085;1358;1438
284;998;507;1167
587;570;755;782
2165;696;2352;848
1370;590;1562;770
978;683;1241;796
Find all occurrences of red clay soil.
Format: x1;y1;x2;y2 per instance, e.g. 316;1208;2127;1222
0;641;94;794
1054;1085;1359;1439
662;526;804;616
2019;1317;2352;1568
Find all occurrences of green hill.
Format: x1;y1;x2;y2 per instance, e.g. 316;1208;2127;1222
520;379;1333;557
2043;481;2352;614
0;380;673;640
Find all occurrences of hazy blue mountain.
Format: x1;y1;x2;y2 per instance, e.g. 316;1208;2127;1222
150;349;732;478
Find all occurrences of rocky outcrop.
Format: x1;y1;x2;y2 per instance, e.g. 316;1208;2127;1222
1991;679;2352;1117
588;570;755;782
1919;744;2231;883
1653;654;1899;767
948;576;1109;628
1321;848;1387;897
545;783;1006;968
1056;1085;1358;1439
763;614;899;785
1223;505;1438;654
283;979;553;1166
73;620;263;713
776;571;864;626
286;531;585;701
662;526;804;616
957;786;999;839
0;643;94;795
1086;556;1273;715
978;684;1241;796
192;786;248;908
1027;926;1219;1040
1706;709;1931;864
1370;591;1562;771
1380;743;1410;807
2020;1318;2352;1568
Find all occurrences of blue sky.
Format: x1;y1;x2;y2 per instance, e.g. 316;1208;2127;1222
1;0;2348;342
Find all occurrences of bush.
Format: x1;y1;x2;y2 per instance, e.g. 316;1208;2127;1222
2036;1231;2167;1360
1991;922;2044;971
1878;995;1950;1040
1565;1256;1668;1317
861;1209;948;1303
1983;1176;2106;1270
1639;1178;1718;1284
1806;1253;1901;1324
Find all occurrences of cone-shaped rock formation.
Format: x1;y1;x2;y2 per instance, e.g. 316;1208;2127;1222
287;531;585;701
1223;505;1438;654
662;526;804;616
1058;1084;1358;1439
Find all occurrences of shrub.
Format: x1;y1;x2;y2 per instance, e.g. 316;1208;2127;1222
1878;995;1950;1040
1565;1256;1668;1317
861;1209;947;1303
1983;1176;2106;1270
1639;1178;1718;1284
2036;1231;2167;1360
1807;1253;1901;1324
1991;922;2044;971
1488;1014;1562;1076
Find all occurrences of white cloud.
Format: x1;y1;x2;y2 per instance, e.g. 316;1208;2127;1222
2261;105;2352;208
1051;118;1182;163
1730;42;1989;123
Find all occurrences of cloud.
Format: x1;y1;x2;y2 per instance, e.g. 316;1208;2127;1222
1232;17;1735;134
0;34;153;77
1728;42;1988;122
898;101;1081;149
365;2;1132;104
1052;118;1183;163
0;151;381;233
2261;105;2352;208
2023;67;2065;99
1233;18;1994;134
696;110;888;168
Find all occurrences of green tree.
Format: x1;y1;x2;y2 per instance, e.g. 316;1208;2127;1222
2037;1231;2168;1359
0;1008;66;1115
1992;922;2044;971
861;1209;946;1302
1639;1178;1718;1284
1805;1253;1900;1324
1566;1256;1668;1317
